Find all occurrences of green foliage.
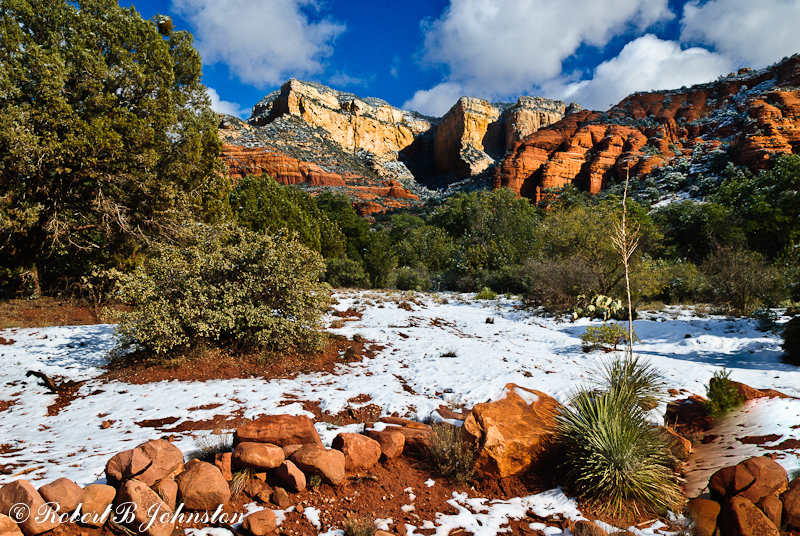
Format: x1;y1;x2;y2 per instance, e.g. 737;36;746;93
554;356;681;516
531;198;663;304
703;368;743;417
307;474;322;488
427;423;476;485
713;154;800;260
474;287;496;300
657;258;706;303
229;175;345;257
0;0;226;295
782;317;800;366
580;324;640;352
652;201;738;262
315;192;372;262
325;258;368;288
394;225;456;273
394;265;431;292
428;188;540;271
108;225;329;358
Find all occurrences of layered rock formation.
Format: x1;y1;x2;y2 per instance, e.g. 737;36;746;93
220;79;571;213
495;55;800;202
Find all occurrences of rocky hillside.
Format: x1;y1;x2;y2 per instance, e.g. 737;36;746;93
219;79;574;214
495;54;800;202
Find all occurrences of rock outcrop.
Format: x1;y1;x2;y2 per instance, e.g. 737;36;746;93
496;54;800;202
220;79;569;213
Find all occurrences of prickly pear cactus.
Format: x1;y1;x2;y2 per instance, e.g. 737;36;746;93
573;294;628;320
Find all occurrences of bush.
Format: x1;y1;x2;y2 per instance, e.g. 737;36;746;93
702;244;780;313
474;287;496;300
554;356;681;516
783;317;800;365
325;258;369;288
343;516;376;536
427;423;476;484
703;368;743;417
108;225;330;358
394;265;431;292
573;294;625;321
581;324;640;352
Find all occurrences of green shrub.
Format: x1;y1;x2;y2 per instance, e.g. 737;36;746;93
784;317;800;365
108;225;329;358
703;368;744;417
325;258;369;288
427;423;476;484
554;356;681;516
474;287;496;300
580;324;640;352
394;265;431;292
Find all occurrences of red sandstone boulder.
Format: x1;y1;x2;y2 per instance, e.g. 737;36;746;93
332;433;381;470
782;477;800;529
105;448;151;484
234;415;321;447
38;477;83;513
271;487;290;509
687;498;721;536
737;457;787;503
290;446;345;486
719;496;779;536
215;452;232;481
233;442;285;471
282;444;304;458
152;479;177;511
709;456;787;503
115;480;173;536
78;484;116;527
105;439;184;487
276;460;306;492
365;429;405;459
243;509;277;536
709;464;756;500
659;426;692;460
757;496;782;529
0;481;60;536
461;383;560;478
366;418;431;453
570;520;608;536
0;513;23;536
176;459;231;511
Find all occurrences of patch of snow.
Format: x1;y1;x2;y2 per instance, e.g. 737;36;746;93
304;506;321;530
425;479;435;488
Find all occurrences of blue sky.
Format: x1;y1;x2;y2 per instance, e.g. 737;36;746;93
125;0;800;118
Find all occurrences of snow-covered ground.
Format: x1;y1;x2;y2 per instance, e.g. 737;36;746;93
0;290;796;535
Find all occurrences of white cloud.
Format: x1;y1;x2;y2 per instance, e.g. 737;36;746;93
419;0;673;97
173;0;345;87
681;0;800;67
206;87;250;118
402;82;465;117
556;35;734;110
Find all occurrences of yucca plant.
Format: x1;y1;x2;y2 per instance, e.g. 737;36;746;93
554;356;682;516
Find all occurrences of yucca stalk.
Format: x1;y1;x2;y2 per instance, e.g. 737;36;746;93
611;165;640;358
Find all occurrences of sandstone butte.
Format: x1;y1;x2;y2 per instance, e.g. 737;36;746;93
219;78;573;213
495;54;800;202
